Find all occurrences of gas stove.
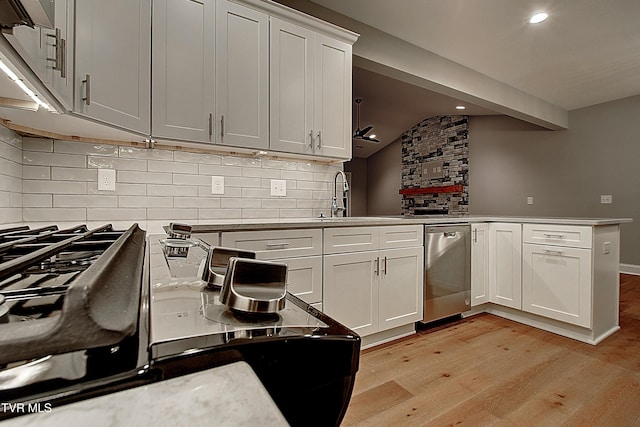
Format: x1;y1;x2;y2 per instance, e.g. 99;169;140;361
0;224;150;420
0;223;360;426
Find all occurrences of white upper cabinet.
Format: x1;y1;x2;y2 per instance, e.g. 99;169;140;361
75;0;151;134
3;0;73;109
152;0;215;142
270;18;352;159
215;0;269;150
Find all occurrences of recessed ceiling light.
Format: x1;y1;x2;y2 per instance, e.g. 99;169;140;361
455;105;466;110
529;12;548;24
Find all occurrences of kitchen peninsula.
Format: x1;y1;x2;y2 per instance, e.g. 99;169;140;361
180;215;631;347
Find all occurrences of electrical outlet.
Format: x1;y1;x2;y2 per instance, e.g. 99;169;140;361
211;176;224;195
603;242;611;255
600;195;612;204
98;169;116;191
270;179;286;197
527;196;534;205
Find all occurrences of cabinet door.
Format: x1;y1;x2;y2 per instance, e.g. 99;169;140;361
152;0;215;142
275;255;322;305
42;0;73;109
4;24;46;80
379;247;424;330
324;252;378;336
215;0;269;149
313;34;352;159
75;0;151;134
522;244;592;328
269;18;315;155
471;223;490;306
489;223;522;309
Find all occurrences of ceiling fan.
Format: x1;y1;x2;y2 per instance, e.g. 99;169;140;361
352;98;379;142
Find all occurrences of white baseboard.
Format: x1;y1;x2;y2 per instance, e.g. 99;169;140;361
620;264;640;276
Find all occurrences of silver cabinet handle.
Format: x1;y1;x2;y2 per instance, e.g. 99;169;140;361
473;228;478;243
82;74;91;105
266;242;289;250
374;256;380;276
543;248;564;256
316;130;321;150
46;28;65;77
59;37;66;78
208;113;213;138
543;233;565;239
383;256;387;275
308;130;314;150
220;115;224;142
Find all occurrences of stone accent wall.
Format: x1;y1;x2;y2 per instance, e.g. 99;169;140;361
401;115;469;216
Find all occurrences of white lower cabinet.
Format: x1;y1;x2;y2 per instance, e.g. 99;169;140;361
323;225;424;337
522;243;592;328
221;228;322;306
488;222;522;309
471;223;489;306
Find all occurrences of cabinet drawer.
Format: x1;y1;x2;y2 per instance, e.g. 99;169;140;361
523;224;592;248
323;226;379;254
379;225;423;249
221;229;322;259
274;255;322;305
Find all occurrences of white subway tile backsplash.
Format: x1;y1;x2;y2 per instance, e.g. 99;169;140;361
148;160;195;174
281;170;314;181
0;207;21;223
117;171;172;185
175;197;221;209
88;182;146;196
225;177;261;188
23;194;52;207
53;195;117;208
0;157;22;178
23;151;86;168
23;180;86;195
146;208;198;220
242;208;278;219
23;208;86;222
261;198;297;209
22;137;52;152
87;156;147;171
198;164;242;177
118;196;173;208
54;140;118;156
221;198;261;209
198;208;242;219
119;146;173;160
221;156;261;167
242;167;280;179
174;151;221;164
22;165;50;180
172;174;210;186
87;208;146;221
2;127;341;227
51;167;97;181
147;184;198;197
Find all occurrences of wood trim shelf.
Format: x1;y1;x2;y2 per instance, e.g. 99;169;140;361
399;185;463;195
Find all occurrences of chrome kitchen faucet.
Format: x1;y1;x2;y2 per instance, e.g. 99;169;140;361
331;170;349;217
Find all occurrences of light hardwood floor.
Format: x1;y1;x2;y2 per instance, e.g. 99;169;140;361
343;273;640;426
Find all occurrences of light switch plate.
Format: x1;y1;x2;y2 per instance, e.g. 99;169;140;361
270;179;286;197
98;169;116;191
527;196;534;205
600;195;612;204
211;176;224;195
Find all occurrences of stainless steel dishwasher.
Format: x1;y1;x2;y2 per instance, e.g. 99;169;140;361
422;224;471;323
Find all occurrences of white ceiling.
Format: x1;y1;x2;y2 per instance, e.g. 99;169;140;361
310;0;640;158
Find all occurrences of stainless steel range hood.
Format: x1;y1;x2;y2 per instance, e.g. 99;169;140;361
0;0;54;30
